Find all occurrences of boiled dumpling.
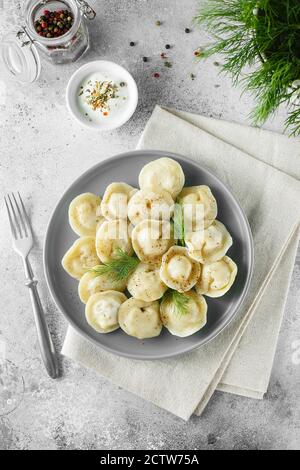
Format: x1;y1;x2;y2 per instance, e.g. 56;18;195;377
85;290;127;333
62;236;100;280
139;157;185;199
186;220;232;264
160;290;207;337
96;204;106;231
127;263;168;302
128;189;174;226
195;256;237;298
178;185;217;229
69;193;103;236
96;219;133;263
78;271;127;304
118;298;162;339
96;216;106;232
131;219;174;265
160;246;201;292
101;182;136;220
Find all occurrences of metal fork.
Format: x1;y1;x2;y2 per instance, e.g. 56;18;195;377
4;192;59;379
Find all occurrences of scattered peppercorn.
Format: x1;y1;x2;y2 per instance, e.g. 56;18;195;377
130;41;135;47
142;56;148;62
155;20;162;26
165;44;171;49
120;82;126;87
190;73;196;80
153;72;160;78
34;8;74;38
185;28;191;33
213;61;220;66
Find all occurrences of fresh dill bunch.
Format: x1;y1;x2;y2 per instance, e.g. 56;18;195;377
285;104;300;137
173;202;185;246
161;289;190;316
195;0;300;136
89;248;140;282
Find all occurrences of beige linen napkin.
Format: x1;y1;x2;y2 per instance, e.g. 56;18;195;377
62;106;300;420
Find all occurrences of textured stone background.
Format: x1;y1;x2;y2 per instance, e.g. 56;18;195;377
0;0;299;450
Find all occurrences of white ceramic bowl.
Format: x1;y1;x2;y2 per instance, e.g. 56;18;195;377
66;60;138;131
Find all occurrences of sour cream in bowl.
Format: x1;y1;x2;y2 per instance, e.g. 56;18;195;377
66;60;138;130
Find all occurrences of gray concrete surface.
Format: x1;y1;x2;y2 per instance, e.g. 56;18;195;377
0;0;299;450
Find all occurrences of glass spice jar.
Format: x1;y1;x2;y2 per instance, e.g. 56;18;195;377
0;0;96;84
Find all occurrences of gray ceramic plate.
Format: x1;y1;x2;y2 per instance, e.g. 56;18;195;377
44;150;254;360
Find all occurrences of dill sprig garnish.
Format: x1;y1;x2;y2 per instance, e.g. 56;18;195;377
83;80;119;112
89;249;140;282
173;202;185;246
195;0;300;136
162;289;190;316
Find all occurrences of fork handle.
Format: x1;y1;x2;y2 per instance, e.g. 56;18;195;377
24;258;59;379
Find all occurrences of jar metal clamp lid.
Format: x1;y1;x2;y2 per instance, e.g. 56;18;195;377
76;0;96;20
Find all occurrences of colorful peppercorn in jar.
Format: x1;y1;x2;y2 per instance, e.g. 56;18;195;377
0;0;96;84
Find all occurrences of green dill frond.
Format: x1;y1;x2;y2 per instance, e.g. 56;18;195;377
195;0;259;82
195;0;300;135
285;103;300;136
89;248;140;282
173;202;185;246
162;289;190;316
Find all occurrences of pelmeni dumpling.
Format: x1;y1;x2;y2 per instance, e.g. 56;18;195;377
118;298;162;339
101;182;136;220
96;219;133;263
195;256;237;298
178;185;217;229
85;291;127;333
160;246;201;293
128;189;174;226
186;220;232;264
96;212;106;232
160;290;207;337
69;193;103;236
127;263;168;302
131;220;174;265
78;271;127;304
62;236;100;280
139;157;185;199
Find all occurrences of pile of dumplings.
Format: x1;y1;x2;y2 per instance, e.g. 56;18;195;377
62;157;237;340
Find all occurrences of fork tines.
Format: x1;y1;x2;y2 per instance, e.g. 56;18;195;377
4;192;31;240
